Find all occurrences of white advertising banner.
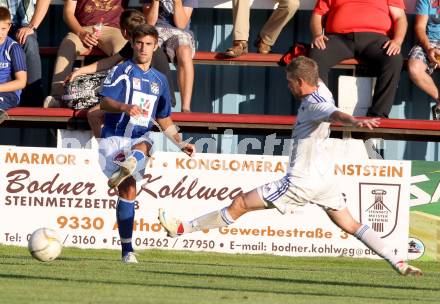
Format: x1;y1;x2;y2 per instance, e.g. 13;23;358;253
0;146;410;259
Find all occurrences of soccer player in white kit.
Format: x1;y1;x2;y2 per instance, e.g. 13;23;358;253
159;56;422;276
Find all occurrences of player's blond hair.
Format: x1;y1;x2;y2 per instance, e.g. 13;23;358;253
285;56;319;86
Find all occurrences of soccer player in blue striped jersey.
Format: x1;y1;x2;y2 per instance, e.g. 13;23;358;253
0;6;26;118
98;24;195;263
159;56;422;276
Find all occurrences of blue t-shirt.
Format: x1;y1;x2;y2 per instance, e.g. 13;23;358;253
0;36;26;100
416;0;440;40
144;0;197;30
99;59;172;139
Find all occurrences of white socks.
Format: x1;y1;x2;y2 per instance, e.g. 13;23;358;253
183;207;235;233
355;224;400;265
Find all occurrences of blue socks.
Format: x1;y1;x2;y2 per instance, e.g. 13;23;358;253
131;149;145;162
116;197;135;257
116;149;144;257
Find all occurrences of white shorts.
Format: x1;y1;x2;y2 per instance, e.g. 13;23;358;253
256;174;346;214
98;135;153;181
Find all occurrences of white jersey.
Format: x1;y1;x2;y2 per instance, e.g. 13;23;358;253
288;82;338;178
257;83;346;213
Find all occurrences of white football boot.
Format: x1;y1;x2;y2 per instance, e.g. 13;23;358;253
108;156;137;189
158;208;183;238
393;261;422;276
121;252;138;264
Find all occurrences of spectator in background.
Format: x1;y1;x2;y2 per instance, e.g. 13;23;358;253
0;6;26;111
309;0;407;118
66;9;177;138
2;0;49;107
143;0;197;112
407;0;440;120
44;0;128;107
223;0;300;57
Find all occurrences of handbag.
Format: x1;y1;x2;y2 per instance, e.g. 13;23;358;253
62;71;109;110
279;43;310;66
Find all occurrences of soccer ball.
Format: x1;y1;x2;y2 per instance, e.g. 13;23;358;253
28;228;63;262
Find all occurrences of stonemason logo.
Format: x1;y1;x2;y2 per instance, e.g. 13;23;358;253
359;183;401;238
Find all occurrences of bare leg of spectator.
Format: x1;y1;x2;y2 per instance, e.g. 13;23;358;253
176;45;194;112
408;58;440;119
407;58;439;100
87;105;104;138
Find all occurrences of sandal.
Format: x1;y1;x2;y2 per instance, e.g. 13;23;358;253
254;38;271;54
224;40;248;58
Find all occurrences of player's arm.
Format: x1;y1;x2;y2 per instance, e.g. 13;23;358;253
0;45;27;92
156;116;195;156
100;96;142;116
329;110;380;130
0;71;26;92
65;54;124;82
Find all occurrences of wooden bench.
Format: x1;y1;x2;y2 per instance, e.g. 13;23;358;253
39;47;361;68
4;107;440;142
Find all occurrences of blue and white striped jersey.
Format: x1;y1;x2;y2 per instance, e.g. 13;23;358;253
0;36;26;100
100;59;172;139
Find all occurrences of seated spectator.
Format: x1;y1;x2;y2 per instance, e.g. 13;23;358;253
407;0;440;120
44;0;127;106
66;9;176;138
7;0;50;107
309;0;407;118
143;0;197;112
224;0;299;57
0;7;27;111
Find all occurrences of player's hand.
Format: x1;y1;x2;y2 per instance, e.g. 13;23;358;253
311;34;328;50
125;104;142;116
180;143;196;157
78;30;98;49
15;26;34;45
353;118;380;130
382;39;401;56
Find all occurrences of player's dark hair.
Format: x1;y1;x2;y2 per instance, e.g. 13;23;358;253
0;6;11;23
131;24;159;43
286;56;319;86
120;9;146;36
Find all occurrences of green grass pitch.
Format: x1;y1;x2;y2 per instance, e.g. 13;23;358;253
0;245;439;304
